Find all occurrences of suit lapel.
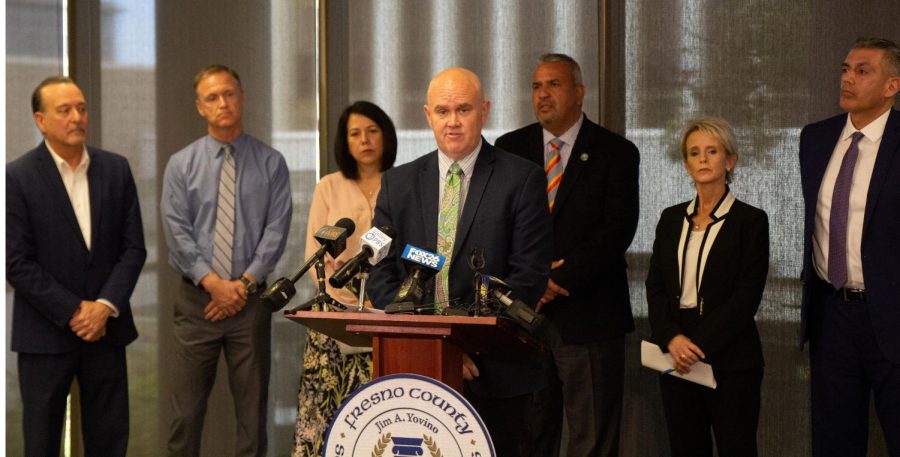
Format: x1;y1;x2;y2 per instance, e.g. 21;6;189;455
452;141;493;263
525;125;545;166
87;148;103;255
809;117;845;203
35;144;88;252
419;152;440;248
553;119;592;216
864;109;900;230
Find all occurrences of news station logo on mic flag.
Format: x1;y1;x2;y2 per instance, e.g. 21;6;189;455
316;226;345;240
362;227;394;265
401;245;445;271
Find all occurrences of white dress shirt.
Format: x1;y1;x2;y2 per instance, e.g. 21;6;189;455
46;142;119;316
813;109;890;289
679;231;704;309
677;192;736;310
47;142;92;249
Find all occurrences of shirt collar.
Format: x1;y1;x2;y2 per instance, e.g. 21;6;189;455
45;140;89;173
542;113;584;147
841;108;891;143
208;133;246;157
438;140;482;178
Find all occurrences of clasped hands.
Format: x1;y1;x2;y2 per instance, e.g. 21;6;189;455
667;334;706;375
201;273;250;322
69;300;112;342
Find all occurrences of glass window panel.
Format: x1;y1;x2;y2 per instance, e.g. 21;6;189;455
269;0;320;453
97;1;158;454
343;0;600;165
623;1;896;455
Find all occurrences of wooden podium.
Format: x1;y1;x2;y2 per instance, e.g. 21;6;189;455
284;310;540;392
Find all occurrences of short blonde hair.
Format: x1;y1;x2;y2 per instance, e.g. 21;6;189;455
680;117;739;184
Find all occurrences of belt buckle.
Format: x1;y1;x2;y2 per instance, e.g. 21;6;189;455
839;288;865;302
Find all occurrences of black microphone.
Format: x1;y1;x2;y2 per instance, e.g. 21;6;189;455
261;218;355;312
329;226;396;289
384;245;446;314
487;279;547;338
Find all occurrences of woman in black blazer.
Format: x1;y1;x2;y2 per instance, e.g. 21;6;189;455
646;118;769;457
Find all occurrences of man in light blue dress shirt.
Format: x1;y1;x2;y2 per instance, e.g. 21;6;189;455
161;65;292;457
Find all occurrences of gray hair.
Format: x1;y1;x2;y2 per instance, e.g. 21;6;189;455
853;37;900;77
537;53;583;86
193;64;243;94
32;76;77;113
680;117;739;184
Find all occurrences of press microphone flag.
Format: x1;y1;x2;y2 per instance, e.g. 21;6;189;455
400;245;446;270
261;218;355;312
313;218;356;258
385;245;446;313
364;226;396;265
329;226;395;289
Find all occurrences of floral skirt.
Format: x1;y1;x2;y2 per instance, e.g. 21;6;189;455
292;330;372;457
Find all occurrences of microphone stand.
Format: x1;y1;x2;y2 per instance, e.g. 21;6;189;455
356;271;368;312
289;258;342;312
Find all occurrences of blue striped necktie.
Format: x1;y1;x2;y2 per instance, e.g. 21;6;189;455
212;144;236;279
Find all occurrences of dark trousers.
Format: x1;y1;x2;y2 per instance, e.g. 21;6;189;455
659;367;762;457
18;343;129;457
809;280;900;457
167;281;272;457
465;380;559;457
541;323;625;457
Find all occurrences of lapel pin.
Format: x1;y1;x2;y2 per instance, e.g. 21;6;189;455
580;153;589;162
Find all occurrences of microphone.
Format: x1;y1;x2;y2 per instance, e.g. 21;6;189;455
329;226;396;289
384;245;446;314
488;279;546;338
313;218;356;258
261;218;355;312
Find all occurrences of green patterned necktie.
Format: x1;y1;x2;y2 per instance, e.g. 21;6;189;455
435;163;463;311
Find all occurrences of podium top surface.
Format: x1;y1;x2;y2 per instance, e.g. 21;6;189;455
284;310;540;355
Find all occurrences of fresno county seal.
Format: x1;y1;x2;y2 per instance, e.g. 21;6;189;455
323;373;495;456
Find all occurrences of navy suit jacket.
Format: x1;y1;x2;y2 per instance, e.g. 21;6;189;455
6;142;145;353
368;139;553;397
800;109;900;363
495;116;639;343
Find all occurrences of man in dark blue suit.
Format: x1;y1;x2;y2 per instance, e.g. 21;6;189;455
6;76;146;457
368;67;553;457
496;53;639;457
800;37;900;456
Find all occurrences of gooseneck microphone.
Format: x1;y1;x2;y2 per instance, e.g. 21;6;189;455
329;226;396;289
260;218;355;312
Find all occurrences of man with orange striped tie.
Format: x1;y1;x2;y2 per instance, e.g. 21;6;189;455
496;53;640;457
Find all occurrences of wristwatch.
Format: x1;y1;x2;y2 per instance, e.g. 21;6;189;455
240;276;257;294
